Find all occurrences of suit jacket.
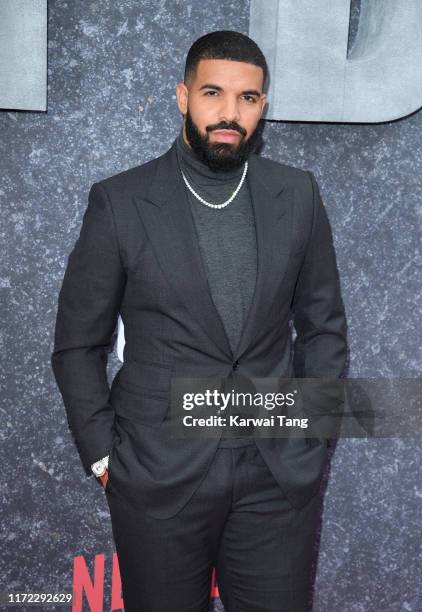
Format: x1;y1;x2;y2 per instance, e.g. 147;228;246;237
51;136;348;519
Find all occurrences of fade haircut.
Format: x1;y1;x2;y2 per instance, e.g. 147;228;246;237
184;30;268;94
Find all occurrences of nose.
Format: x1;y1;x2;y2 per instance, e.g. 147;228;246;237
218;95;241;125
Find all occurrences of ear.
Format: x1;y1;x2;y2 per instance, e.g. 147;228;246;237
175;82;188;115
259;93;267;116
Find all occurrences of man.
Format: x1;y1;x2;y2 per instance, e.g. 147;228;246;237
51;30;347;612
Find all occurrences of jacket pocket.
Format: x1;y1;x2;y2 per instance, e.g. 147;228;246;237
113;359;172;394
110;360;173;427
111;387;170;427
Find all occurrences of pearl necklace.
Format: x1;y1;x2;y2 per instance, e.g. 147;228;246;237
180;161;248;209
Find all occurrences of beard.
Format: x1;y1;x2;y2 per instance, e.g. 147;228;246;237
184;107;265;172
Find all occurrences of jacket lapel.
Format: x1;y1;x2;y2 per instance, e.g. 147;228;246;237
132;139;295;361
235;154;294;361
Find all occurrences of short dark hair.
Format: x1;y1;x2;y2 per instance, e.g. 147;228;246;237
184;30;268;93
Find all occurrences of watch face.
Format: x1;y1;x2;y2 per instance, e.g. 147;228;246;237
93;462;105;476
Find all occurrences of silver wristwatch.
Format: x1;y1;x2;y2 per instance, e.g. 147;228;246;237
91;455;109;477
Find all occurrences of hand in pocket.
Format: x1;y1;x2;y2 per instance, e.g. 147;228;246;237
98;470;109;489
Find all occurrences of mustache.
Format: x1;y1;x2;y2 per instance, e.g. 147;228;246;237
207;123;246;137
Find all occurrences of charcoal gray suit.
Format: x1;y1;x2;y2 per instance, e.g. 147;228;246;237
51;137;347;520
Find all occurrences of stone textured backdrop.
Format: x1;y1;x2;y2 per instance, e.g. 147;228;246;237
1;1;420;610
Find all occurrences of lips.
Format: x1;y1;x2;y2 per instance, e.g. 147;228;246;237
212;129;241;143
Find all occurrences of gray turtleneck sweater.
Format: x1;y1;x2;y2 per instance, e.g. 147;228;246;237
175;128;257;446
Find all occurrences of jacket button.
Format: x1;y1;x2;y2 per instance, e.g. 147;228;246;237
232;360;239;370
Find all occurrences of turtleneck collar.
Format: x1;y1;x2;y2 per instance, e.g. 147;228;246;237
175;126;245;186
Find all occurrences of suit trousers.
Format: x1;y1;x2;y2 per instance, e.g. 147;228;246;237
105;440;322;612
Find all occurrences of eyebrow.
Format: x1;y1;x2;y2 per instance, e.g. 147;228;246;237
198;83;261;97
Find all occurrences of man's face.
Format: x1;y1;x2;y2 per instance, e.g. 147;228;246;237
176;59;267;171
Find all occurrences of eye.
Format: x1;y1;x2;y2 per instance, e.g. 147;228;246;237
242;95;256;103
204;90;218;96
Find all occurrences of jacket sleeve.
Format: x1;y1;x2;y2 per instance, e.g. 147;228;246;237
291;171;348;378
51;182;126;476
